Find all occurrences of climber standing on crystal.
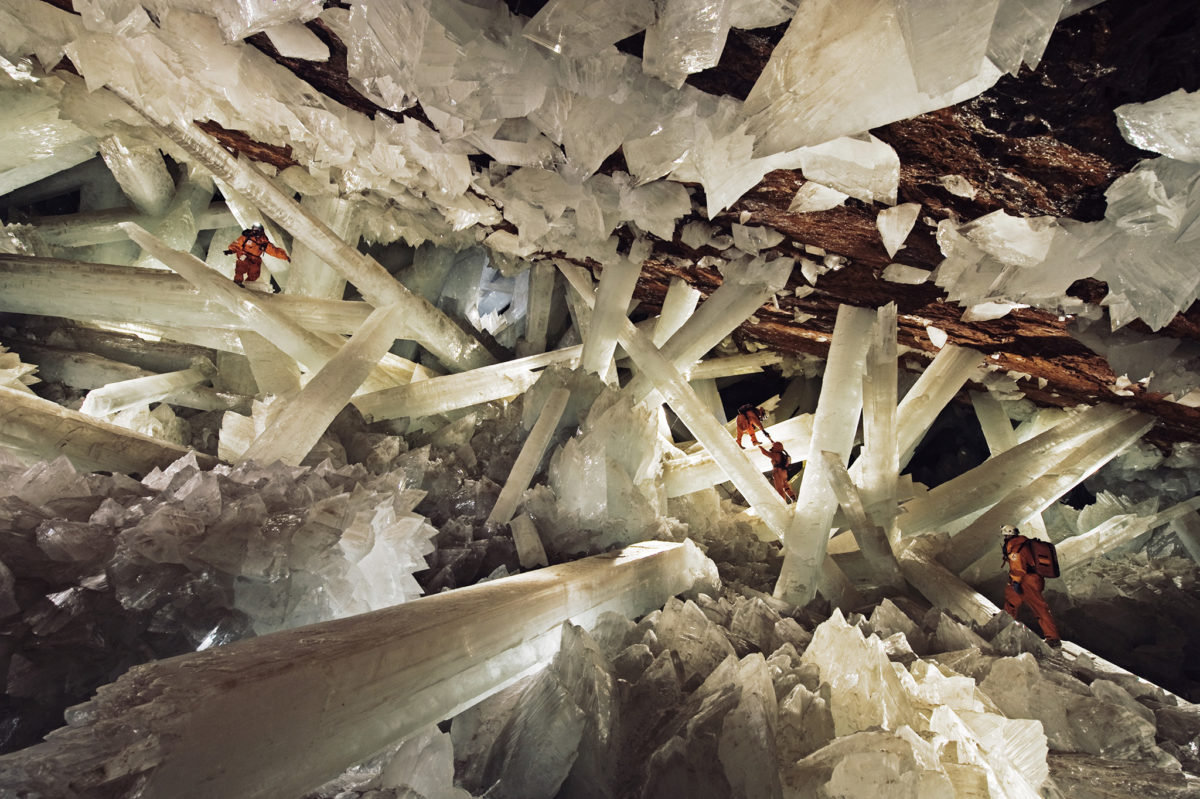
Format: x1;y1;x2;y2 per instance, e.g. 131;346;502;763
760;441;796;503
1001;525;1061;647
736;403;772;448
225;224;289;286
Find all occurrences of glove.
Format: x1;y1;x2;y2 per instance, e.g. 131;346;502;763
223;249;232;255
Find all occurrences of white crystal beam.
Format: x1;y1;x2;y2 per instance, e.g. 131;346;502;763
509;514;549;569
0;384;216;473
629;257;793;401
240;304;405;466
518;260;557;356
857;303;900;529
486;387;571;525
942;411;1155;574
662;414;814;498
581;259;641;381
0;255;376;337
774;304;875;606
1055;495;1200;572
971;390;1049;538
97;135;175;217
556;263;799;540
897;535;1001;627
652;277;702;346
820;450;903;586
354;345;584;421
282;194;355;300
28;202;236;247
120;103;495;371
0;541;712;799
1168;514;1200;564
898;403;1140;537
80;365;210;417
896;344;985;469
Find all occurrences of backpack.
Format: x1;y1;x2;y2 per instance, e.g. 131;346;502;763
777;448;791;468
1026;538;1060;578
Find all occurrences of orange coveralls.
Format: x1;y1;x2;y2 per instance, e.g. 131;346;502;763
227;232;289;285
760;445;796;503
1003;535;1059;642
736;407;769;447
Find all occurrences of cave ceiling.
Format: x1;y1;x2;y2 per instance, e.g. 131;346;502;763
33;0;1200;447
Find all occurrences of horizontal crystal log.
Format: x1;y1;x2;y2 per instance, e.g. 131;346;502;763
0;384;216;473
897;535;1001;627
28;202;236;247
0;541;714;799
0;255;375;336
80;367;210;417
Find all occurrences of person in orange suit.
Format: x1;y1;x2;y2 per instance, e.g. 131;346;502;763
1001;525;1061;647
760;441;796;503
225;224;289;286
736;404;772;448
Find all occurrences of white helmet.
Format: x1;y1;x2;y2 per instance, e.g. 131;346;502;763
1000;524;1017;536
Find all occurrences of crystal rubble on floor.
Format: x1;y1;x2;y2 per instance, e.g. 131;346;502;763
0;541;714;798
0;254;376;337
775;304;875;608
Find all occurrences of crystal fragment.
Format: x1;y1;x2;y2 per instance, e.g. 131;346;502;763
877;202;921;258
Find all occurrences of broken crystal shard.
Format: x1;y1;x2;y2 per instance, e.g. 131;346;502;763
97;135;174;217
775;304;875;607
987;0;1066;74
876;202;921;258
0;541;713;798
240;304;404;466
898;0;1000;96
79;365;210;417
1115;89;1200;164
1054;495;1200;572
510;513;550;569
731;223;785;255
487;387;570;525
642;0;732;89
799;135;900;206
262;21;330;62
939;173;978;198
788;181;849;213
745;0;1003;154
523;0;654;58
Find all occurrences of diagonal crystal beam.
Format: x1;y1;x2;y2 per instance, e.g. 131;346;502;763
486;387;571;525
123;223;407;393
240;304;405;466
652;277;701;346
941;411;1155;575
970;390;1049;538
116;97;495;371
774;304;876;606
1054;495;1200;573
820;450;903;586
896;344;985;469
897;403;1136;537
628;256;792;401
582;258;640;381
133;163;215;271
897;535;1000;627
282;194;355;300
556;263;796;538
0;541;713;799
354;345;583;421
517;260;557;356
0;254;377;337
0;384;216;473
1168;514;1200;565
